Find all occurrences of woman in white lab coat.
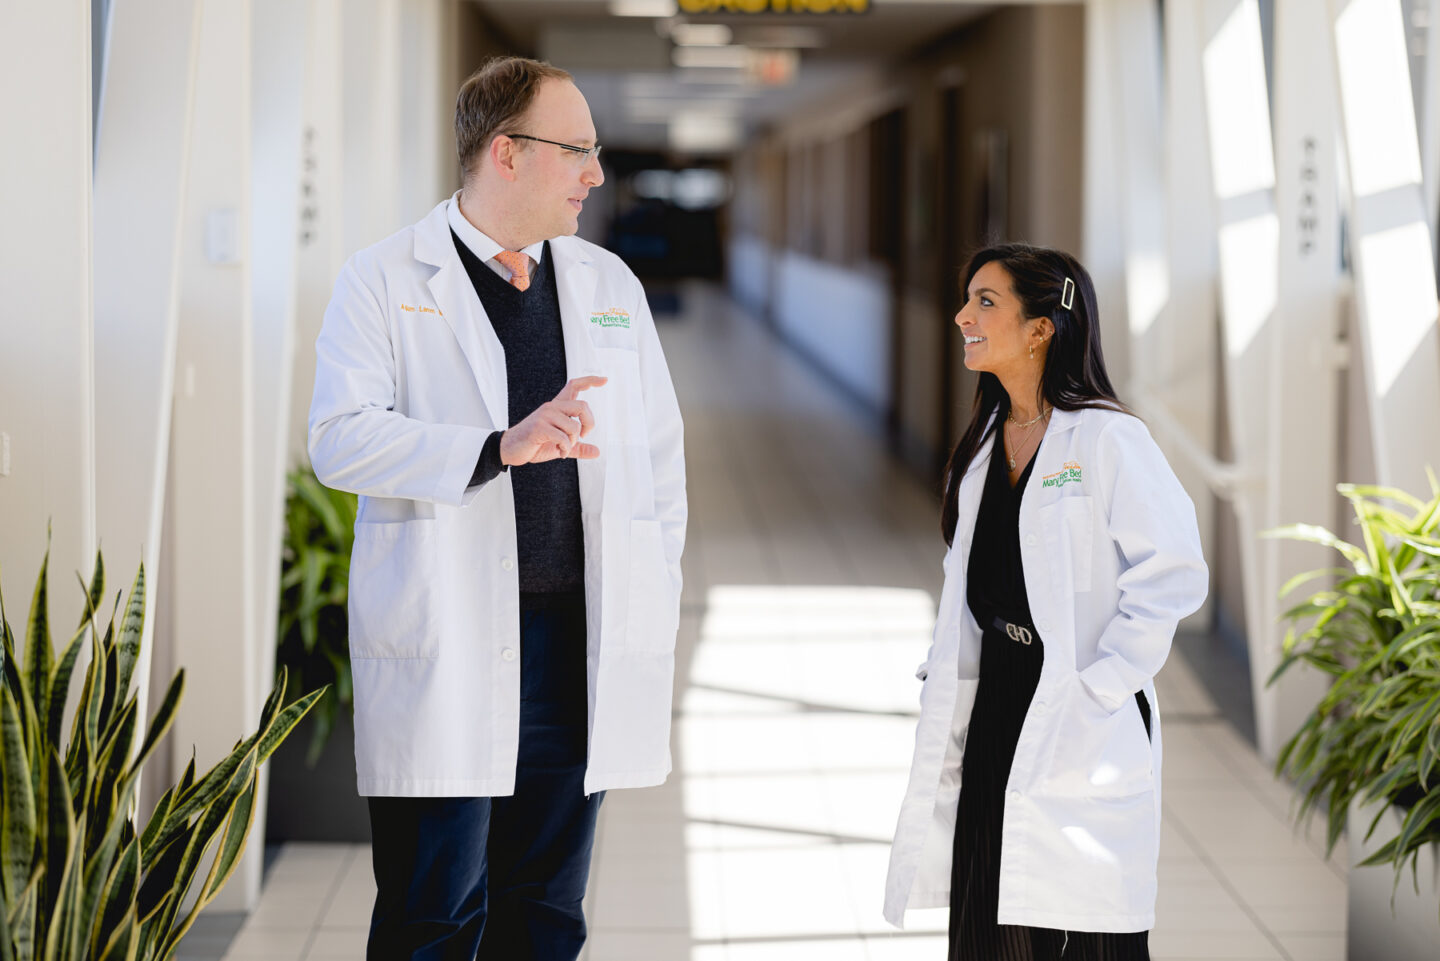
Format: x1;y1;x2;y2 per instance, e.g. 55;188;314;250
883;244;1208;959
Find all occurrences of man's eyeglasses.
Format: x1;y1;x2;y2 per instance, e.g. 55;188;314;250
503;133;602;165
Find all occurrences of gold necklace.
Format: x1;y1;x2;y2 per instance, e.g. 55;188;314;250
1005;407;1049;470
1007;407;1047;429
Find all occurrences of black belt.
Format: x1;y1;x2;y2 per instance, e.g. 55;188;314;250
988;614;1036;646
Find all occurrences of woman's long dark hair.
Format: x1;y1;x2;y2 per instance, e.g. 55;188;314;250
941;243;1128;545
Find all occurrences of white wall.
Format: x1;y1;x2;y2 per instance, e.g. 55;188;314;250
728;233;771;318
728;235;890;416
774;250;891;415
248;0;310;893
1331;0;1440;496
341;0;403;255
0;0;94;621
168;0;260;910
289;0;346;465
399;0;455;225
93;0;202;760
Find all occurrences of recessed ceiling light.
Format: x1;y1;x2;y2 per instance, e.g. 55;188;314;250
673;45;751;69
670;115;742;153
609;0;677;16
672;23;733;46
741;25;824;49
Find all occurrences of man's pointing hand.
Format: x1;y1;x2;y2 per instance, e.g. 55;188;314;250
499;375;608;466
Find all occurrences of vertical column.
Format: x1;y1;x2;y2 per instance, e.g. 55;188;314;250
0;0;94;618
169;0;259;910
399;0;452;224
1422;0;1440;237
1200;0;1283;757
290;0;345;463
1331;0;1440;495
1268;0;1344;754
92;0;203;747
250;0;310;868
1082;0;1130;385
1108;0;1170;384
1159;0;1219;631
341;0;403;255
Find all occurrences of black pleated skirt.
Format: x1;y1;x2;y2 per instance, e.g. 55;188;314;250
947;620;1151;961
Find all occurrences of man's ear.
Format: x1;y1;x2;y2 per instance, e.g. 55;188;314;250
490;135;520;183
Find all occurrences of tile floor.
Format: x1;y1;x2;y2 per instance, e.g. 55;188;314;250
198;282;1349;960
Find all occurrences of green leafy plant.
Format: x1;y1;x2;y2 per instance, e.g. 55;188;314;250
1267;476;1440;916
0;545;325;960
276;467;356;766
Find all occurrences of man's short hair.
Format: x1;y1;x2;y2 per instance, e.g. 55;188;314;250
455;57;574;179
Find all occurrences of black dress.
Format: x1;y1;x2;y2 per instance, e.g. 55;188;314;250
947;429;1150;961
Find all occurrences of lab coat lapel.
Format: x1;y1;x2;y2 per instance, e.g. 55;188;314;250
414;201;507;428
953;415;996;563
548;237;606;509
549;237;603;381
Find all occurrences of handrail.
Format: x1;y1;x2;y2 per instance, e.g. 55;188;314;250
1127;385;1260;499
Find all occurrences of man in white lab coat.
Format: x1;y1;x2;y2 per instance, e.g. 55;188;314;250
308;57;686;961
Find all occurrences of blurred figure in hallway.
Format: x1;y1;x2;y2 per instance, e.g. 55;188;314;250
884;245;1207;959
308;56;686;961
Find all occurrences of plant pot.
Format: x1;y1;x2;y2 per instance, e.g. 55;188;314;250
1348;797;1440;961
264;707;372;843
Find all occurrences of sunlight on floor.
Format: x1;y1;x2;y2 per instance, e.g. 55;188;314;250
679;584;949;959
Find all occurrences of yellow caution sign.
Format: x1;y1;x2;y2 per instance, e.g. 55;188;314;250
677;0;869;13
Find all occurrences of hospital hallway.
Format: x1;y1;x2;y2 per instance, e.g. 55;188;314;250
193;283;1349;961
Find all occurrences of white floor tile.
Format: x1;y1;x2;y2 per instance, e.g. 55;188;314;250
1147;928;1285;959
303;926;368;960
1275;933;1347;961
585;930;696;961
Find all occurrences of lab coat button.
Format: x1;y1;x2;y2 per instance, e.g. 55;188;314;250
1024;533;1037;547
501;557;515;571
501;648;517;662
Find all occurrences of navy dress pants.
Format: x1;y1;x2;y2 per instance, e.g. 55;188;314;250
366;596;604;961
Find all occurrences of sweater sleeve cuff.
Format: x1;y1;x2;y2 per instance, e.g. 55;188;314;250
469;431;508;489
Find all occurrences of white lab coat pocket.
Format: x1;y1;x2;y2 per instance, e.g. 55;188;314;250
587;320;639;351
625;518;678;654
595;348;646;443
348;519;441;659
1041;676;1152;799
1025;788;1158;923
1039;495;1094;593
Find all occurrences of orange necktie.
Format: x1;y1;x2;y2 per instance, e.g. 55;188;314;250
493;250;531;292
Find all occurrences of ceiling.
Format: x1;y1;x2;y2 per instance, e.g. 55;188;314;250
469;0;1000;154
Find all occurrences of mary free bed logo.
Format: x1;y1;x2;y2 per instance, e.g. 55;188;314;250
590;309;631;329
1041;461;1083;489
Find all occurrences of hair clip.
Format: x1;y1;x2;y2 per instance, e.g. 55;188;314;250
1061;277;1075;311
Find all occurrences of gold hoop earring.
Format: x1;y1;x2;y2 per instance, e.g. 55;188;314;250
1030;344;1035;361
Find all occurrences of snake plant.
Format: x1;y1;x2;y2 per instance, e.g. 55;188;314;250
1268;475;1440;917
0;544;325;960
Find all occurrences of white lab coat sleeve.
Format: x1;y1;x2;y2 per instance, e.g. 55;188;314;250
1080;414;1209;712
634;281;687;599
308;257;490;506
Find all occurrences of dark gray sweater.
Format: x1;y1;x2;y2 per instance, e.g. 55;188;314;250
453;232;584;595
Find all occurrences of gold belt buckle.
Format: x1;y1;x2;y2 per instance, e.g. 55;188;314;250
1005;621;1033;645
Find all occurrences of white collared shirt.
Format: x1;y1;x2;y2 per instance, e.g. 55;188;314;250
446;193;547;284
